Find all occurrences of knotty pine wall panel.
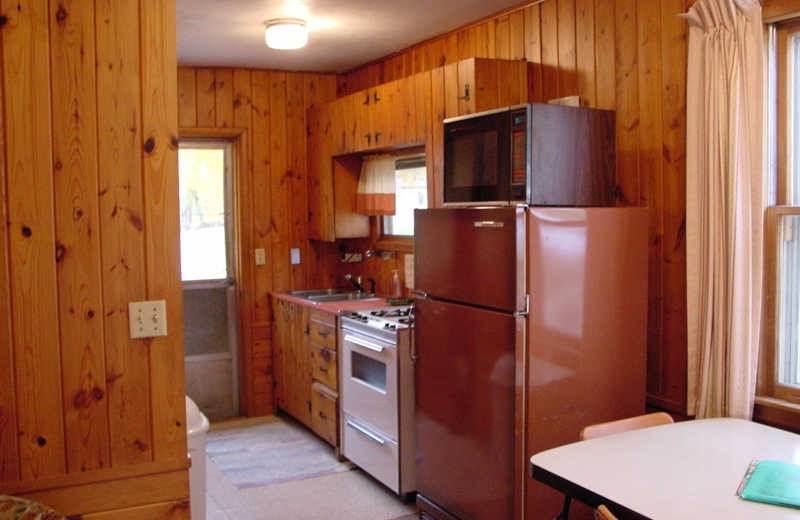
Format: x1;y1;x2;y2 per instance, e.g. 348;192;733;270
0;0;190;515
177;67;337;416
338;0;691;414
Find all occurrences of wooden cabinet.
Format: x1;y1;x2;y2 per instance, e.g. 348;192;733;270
273;299;340;448
443;58;529;119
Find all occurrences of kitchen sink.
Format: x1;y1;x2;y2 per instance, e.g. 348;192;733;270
288;288;341;298
307;292;379;303
288;289;379;303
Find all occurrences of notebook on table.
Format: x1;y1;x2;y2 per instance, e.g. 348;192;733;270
737;459;800;509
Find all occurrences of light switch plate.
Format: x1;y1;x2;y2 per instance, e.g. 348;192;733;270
129;300;168;339
290;247;301;265
255;248;266;266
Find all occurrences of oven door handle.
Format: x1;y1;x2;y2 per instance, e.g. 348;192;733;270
346;420;385;446
344;334;385;353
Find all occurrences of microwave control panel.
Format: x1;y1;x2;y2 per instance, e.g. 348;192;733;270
510;107;528;202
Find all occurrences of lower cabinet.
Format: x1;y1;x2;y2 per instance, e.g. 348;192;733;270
273;298;340;448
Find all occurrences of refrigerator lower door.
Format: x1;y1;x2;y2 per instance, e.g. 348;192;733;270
414;297;517;520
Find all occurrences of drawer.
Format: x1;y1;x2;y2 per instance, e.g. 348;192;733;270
342;412;399;493
309;309;336;327
310;343;337;390
308;320;336;350
311;382;338;446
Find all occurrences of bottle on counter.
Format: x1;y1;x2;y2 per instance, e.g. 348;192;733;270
391;269;402;298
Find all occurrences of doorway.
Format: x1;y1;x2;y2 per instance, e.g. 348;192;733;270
179;139;239;420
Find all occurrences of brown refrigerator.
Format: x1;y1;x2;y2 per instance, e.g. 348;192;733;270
413;206;648;520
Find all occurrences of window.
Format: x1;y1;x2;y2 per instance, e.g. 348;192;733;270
382;155;428;237
762;21;800;403
178;140;234;282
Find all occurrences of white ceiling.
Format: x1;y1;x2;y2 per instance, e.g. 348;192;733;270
177;0;525;73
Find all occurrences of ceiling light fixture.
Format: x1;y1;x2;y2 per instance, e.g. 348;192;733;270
264;18;308;50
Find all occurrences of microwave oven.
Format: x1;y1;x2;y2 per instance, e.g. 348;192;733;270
443;103;616;206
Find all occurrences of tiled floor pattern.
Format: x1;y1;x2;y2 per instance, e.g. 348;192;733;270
205;418;418;520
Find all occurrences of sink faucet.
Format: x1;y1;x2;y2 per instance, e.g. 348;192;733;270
345;273;366;293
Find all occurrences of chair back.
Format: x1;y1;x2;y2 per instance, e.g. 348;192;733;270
595;505;618;520
580;411;674;441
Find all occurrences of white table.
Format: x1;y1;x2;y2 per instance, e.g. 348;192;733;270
529;418;800;519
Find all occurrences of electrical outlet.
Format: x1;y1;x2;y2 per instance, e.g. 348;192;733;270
255;248;266;266
404;254;414;289
290;248;301;265
129;300;168;339
340;253;363;263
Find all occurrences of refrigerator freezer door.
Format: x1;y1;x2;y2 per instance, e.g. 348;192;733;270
414;297;518;520
414;207;526;313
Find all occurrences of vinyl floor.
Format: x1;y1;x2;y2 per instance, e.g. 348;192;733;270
205;416;418;520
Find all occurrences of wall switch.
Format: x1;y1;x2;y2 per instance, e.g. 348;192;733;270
290;248;301;265
255;248;266;266
129;300;168;339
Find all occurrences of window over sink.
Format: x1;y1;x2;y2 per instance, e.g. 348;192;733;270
382;154;428;238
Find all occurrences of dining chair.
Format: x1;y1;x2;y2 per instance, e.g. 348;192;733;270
555;412;675;519
580;411;674;440
595;505;618;520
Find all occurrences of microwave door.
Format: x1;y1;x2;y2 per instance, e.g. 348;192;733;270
444;111;511;204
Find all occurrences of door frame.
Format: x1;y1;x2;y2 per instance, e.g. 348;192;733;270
179;127;254;415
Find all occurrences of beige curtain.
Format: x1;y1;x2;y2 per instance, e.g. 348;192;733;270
685;0;765;419
355;155;396;215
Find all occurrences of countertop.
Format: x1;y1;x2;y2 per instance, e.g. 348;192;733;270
271;291;392;314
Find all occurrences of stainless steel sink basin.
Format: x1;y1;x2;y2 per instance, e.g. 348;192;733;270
288;289;379;303
307;292;379;303
288;288;341;298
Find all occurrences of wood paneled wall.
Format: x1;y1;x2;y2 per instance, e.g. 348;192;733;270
176;67;338;415
338;0;691;413
0;0;189;516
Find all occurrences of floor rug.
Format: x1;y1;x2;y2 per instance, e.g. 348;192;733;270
205;417;353;488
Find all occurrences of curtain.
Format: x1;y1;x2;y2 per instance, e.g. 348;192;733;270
684;0;765;419
355;155;396;215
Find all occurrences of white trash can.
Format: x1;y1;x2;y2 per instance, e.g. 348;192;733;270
185;396;210;520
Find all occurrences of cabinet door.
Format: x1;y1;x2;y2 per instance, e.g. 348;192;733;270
273;299;289;411
275;302;312;426
293;305;312;427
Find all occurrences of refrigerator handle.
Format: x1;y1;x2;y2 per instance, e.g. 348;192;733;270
513;294;530;318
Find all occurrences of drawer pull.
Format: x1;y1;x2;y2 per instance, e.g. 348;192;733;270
344;334;385;353
317;329;331;337
318;411;327;420
318;366;328;373
346;420;385;446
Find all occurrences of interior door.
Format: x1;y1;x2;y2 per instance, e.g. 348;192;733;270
414;297;518;520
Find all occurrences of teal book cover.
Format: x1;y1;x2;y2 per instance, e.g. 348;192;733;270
739;459;800;509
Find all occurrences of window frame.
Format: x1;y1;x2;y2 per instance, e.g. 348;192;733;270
374;148;427;253
759;19;800;413
177;138;236;288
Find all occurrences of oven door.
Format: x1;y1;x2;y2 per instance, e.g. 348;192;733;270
444;109;511;205
341;328;398;439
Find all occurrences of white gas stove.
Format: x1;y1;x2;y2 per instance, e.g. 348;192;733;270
338;304;415;496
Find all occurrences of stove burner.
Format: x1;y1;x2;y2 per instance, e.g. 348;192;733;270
371;308;411;318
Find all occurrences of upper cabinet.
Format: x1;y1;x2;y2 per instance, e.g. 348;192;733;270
339;76;426;154
308;59;527;242
443;58;529;119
